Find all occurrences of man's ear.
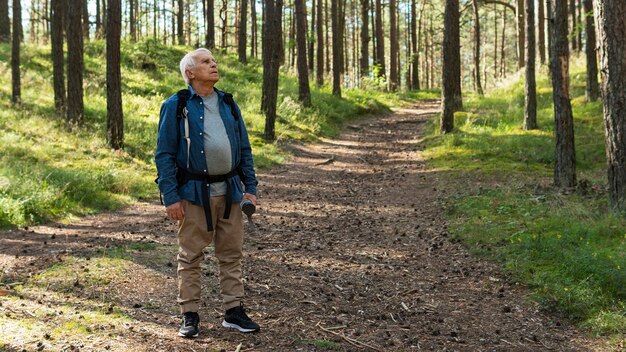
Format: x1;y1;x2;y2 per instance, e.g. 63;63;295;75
185;69;194;80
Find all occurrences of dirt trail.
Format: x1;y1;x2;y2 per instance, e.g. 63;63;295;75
0;102;604;351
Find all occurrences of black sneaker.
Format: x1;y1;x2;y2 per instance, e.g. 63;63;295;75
222;304;260;333
178;311;200;338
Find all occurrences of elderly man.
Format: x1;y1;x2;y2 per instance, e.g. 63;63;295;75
155;48;259;338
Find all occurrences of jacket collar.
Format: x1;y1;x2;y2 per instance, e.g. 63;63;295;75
187;85;224;99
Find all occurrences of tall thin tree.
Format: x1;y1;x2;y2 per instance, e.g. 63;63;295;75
360;0;369;80
472;0;483;95
389;0;399;90
583;0;598;101
538;0;545;65
0;0;10;42
524;0;537;129
551;0;576;187
251;0;257;57
441;0;461;133
206;0;215;49
294;0;311;106
107;0;123;149
309;0;315;72
51;0;66;114
516;0;525;69
67;0;84;125
331;0;341;96
262;0;283;142
238;0;247;63
594;0;626;210
316;0;324;86
177;0;184;44
11;0;20;105
374;0;384;78
82;0;89;40
569;0;576;51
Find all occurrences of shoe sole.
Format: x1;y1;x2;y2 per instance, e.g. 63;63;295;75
178;331;199;338
222;320;259;333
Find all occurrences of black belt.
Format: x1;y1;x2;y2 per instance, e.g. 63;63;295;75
179;168;238;232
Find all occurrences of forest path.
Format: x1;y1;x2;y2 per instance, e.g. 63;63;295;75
0;101;604;351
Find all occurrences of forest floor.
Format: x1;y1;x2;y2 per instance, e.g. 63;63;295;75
0;101;611;351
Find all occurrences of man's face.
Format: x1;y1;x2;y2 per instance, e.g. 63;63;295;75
186;52;219;85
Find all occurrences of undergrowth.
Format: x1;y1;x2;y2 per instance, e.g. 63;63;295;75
422;57;626;338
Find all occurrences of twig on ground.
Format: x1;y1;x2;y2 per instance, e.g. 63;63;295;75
317;322;383;352
234;343;243;352
316;155;336;165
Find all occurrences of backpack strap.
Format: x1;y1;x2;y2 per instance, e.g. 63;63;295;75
176;89;191;169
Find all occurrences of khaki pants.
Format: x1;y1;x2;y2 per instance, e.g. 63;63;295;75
176;196;244;313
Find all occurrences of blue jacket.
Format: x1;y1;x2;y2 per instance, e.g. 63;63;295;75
155;86;257;207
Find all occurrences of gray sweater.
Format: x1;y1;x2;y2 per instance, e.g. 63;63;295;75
201;92;232;196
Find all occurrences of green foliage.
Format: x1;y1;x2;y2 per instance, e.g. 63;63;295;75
423;62;626;336
0;39;419;228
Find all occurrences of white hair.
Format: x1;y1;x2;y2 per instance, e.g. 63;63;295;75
180;48;213;85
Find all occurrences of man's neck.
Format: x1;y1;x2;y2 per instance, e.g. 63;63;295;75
190;81;215;97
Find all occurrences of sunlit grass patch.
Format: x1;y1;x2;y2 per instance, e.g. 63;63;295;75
426;63;626;338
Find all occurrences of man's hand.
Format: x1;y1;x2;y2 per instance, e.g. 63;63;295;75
243;193;257;206
166;200;185;220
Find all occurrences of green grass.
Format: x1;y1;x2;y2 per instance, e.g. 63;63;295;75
0;39;427;228
422;57;626;337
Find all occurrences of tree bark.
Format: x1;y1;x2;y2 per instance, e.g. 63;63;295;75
360;0;369;79
411;0;420;90
472;0;483;95
67;0;84;125
294;0;311;105
177;0;184;44
331;0;341;96
11;0;20;105
583;0;598;101
51;0;65;115
524;0;537;129
0;0;9;43
389;0;399;90
501;8;506;77
594;0;626;210
374;0;385;78
441;0;461;133
569;0;576;51
206;0;215;49
538;0;545;64
316;0;324;86
309;0;315;72
130;0;136;41
83;0;89;40
107;0;123;149
516;0;525;69
262;0;283;142
576;0;582;51
238;0;247;63
547;0;552;69
95;0;102;38
251;0;257;57
551;0;576;187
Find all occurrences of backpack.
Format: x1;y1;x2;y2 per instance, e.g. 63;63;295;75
155;88;242;204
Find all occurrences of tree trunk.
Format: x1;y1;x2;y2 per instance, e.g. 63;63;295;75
547;0;552;70
389;0;399;90
262;0;283;142
185;0;191;45
494;5;498;80
95;0;102;39
177;0;184;44
11;0;20;105
551;0;576;187
331;0;341;96
576;0;582;51
472;0;483;95
221;0;227;50
251;0;257;57
238;0;247;63
374;0;385;78
316;0;324;85
569;0;576;51
441;0;461;133
51;0;65;115
309;0;315;72
107;0;123;149
206;0;215;49
538;0;545;64
0;0;9;43
294;0;311;105
584;0;599;101
594;0;626;210
130;0;136;41
67;0;84;125
325;0;330;74
516;0;525;69
524;0;537;129
360;0;369;79
411;0;420;90
83;0;89;40
501;6;506;77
